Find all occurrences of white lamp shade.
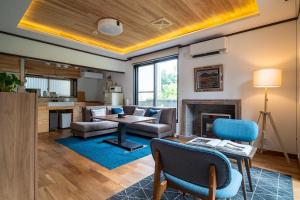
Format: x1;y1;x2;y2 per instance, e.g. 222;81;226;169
253;69;282;88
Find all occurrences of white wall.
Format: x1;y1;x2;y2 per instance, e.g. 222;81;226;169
106;65;134;104
77;77;105;102
77;69;132;102
0;33;127;72
178;21;297;154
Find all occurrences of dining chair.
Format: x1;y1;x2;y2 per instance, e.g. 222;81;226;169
213;118;258;193
150;138;242;200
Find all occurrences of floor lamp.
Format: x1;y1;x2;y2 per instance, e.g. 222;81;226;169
253;69;290;163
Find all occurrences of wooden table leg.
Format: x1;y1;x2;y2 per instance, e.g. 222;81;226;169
244;158;253;192
237;159;247;200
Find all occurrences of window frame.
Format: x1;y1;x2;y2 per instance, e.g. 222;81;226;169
133;55;178;110
25;75;77;97
135;63;155;106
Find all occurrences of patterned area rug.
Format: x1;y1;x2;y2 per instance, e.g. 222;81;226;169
108;167;293;200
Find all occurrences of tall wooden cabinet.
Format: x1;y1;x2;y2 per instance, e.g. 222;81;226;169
0;93;37;200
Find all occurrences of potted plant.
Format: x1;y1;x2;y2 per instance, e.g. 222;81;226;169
0;72;21;92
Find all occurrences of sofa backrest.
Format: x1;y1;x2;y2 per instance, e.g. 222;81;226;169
157;108;176;125
123;105;176;132
122;105;137;115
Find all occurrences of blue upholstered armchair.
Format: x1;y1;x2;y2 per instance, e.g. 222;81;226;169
212;118;258;196
150;138;242;200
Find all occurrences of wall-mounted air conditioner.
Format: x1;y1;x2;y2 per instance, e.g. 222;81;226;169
81;71;103;79
190;37;228;58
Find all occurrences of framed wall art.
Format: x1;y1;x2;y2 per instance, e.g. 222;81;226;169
194;65;223;92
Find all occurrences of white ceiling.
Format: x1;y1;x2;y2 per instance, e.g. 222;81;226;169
0;0;298;60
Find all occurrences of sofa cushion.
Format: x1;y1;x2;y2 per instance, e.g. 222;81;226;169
91;108;106;121
128;122;171;134
83;106;107;122
71;121;118;132
133;108;146;116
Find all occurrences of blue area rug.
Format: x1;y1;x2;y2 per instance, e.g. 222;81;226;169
56;134;151;170
108;167;293;200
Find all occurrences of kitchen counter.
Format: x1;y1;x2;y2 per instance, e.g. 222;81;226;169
37;102;103;133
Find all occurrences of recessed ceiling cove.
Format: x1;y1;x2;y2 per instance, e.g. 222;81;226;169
18;0;259;54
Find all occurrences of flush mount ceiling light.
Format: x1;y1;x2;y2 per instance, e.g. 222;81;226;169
97;18;123;36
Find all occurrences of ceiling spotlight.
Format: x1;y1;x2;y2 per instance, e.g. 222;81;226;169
97;18;123;36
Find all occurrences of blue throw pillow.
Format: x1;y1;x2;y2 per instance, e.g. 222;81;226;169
147;109;162;124
148;109;158;117
111;107;124;114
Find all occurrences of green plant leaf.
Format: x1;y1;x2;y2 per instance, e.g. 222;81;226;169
0;72;21;92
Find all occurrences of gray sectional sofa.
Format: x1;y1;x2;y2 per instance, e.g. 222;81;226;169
70;105;176;139
124;105;176;138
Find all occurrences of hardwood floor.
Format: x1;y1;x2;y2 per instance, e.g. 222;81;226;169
38;130;300;200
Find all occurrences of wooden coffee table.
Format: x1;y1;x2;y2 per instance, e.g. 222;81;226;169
95;115;155;151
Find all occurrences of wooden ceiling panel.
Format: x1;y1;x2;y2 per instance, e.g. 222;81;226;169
18;0;258;54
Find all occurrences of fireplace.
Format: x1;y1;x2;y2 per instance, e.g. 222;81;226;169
201;113;231;137
181;99;241;137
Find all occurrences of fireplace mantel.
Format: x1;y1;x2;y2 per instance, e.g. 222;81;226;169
180;99;241;136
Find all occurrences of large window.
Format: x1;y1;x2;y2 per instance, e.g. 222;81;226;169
137;64;154;106
134;57;178;109
25;76;74;97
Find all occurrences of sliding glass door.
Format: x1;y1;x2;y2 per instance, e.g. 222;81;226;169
156;59;177;108
137;64;154;106
135;57;178;109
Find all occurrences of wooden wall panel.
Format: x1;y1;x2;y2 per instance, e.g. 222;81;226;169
0;92;37;200
0;54;80;79
54;66;80;79
25;59;55;76
25;59;80;79
0;54;20;73
37;103;49;133
73;102;86;122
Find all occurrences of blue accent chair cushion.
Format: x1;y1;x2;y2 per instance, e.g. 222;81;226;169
164;168;242;199
213;118;258;142
111;107;124;114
